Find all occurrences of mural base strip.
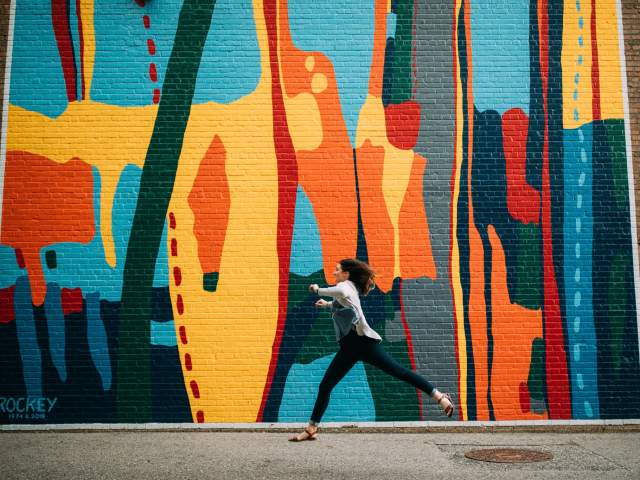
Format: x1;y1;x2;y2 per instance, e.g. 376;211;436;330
2;419;639;433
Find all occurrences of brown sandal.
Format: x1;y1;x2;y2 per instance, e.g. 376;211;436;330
437;393;454;418
288;426;318;442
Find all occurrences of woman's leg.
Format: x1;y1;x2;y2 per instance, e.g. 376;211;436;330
359;339;454;416
309;346;359;425
359;340;435;395
290;346;359;441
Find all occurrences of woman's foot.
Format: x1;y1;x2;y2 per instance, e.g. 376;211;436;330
288;425;318;442
433;391;454;418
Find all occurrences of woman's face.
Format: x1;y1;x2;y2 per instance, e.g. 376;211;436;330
333;264;349;283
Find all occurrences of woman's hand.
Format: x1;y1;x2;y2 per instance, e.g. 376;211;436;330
315;299;330;309
308;284;320;294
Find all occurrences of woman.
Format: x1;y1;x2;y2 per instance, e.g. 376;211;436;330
289;258;454;442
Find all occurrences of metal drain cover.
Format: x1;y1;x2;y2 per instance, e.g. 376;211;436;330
464;448;553;464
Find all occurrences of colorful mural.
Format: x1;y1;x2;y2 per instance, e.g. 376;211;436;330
1;0;638;424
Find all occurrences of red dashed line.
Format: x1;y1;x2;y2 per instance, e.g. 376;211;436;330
149;63;158;82
179;325;188;345
173;266;182;286
136;2;159;104
170;211;203;423
177;294;184;315
190;380;200;399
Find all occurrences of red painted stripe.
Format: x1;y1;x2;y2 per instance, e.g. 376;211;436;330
256;0;299;422
149;63;158;83
153;89;161;104
51;0;78;102
179;325;188;345
185;353;192;371
196;410;205;423
143;15;150;29
590;0;602;121
135;0;146;7
169;212;176;229
398;279;424;420
538;0;571;419
147;38;156;56
502;108;540;224
173;266;182;286
171;238;178;257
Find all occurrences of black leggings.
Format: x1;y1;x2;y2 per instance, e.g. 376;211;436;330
310;330;435;424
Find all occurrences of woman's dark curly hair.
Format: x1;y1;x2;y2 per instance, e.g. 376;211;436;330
339;258;376;295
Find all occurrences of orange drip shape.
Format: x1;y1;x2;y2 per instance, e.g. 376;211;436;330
2;151;95;306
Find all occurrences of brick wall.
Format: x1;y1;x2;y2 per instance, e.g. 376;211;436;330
1;0;639;425
622;0;640;237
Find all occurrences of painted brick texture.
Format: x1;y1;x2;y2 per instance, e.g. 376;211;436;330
0;0;639;425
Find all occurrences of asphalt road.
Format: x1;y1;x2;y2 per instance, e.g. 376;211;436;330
1;430;639;479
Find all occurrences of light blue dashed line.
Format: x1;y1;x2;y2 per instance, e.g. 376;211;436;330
573;89;579;101
573;344;581;361
576;0;581;12
574;316;581;333
577;194;583;209
574;73;580;84
578;55;583;65
575;242;581;259
575;267;581;282
578;16;584;29
580;148;587;162
576;217;581;233
578;128;584;141
579;172;586;186
577;373;584;389
574;109;580;121
578;36;584;47
574;290;581;307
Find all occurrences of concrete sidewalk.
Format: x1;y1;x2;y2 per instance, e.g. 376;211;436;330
1;428;639;479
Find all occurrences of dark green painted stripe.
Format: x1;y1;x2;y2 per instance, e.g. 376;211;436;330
390;0;414;104
116;0;217;422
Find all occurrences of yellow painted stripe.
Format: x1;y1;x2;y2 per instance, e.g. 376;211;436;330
451;0;467;421
169;0;280;422
562;0;593;129
596;0;624;120
79;0;95;100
